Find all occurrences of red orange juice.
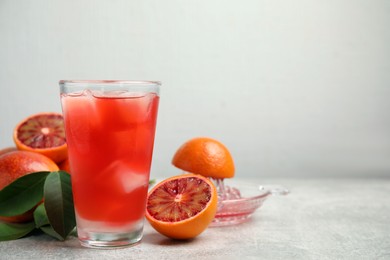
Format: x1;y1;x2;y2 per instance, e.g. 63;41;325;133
60;81;160;248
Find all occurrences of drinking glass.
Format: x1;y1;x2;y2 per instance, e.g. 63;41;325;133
59;80;160;248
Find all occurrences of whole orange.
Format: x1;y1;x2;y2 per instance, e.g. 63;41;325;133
172;137;235;179
0;147;17;156
0;150;59;223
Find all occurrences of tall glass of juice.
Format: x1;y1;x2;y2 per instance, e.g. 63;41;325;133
59;80;160;248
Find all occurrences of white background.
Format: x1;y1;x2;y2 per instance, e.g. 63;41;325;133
1;0;389;179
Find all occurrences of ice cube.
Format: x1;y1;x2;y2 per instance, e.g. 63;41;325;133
96;160;149;194
92;92;155;131
62;90;102;154
119;169;149;194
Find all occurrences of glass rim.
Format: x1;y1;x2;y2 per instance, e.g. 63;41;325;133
59;80;161;86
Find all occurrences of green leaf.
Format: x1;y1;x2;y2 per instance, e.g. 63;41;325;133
0;171;50;216
33;203;49;228
34;203;66;241
0;221;35;241
44;171;76;240
40;225;64;241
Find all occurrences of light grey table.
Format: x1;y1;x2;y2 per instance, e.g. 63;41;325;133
1;177;389;259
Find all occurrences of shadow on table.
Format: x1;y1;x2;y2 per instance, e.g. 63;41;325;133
142;232;195;246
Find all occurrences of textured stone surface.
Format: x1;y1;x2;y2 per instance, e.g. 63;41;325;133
1;177;389;259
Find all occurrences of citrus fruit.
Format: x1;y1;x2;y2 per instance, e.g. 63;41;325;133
145;173;218;240
13;112;68;163
172;137;235;179
0;150;59;223
0;206;38;223
59;158;71;174
0;147;17;156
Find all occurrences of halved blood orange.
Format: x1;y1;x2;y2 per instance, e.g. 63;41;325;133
13;112;67;163
172;137;235;179
145;173;218;240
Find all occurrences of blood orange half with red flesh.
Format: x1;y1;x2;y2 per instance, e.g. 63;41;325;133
146;174;217;240
13;112;67;163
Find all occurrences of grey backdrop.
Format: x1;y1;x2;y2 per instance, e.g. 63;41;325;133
1;0;389;179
